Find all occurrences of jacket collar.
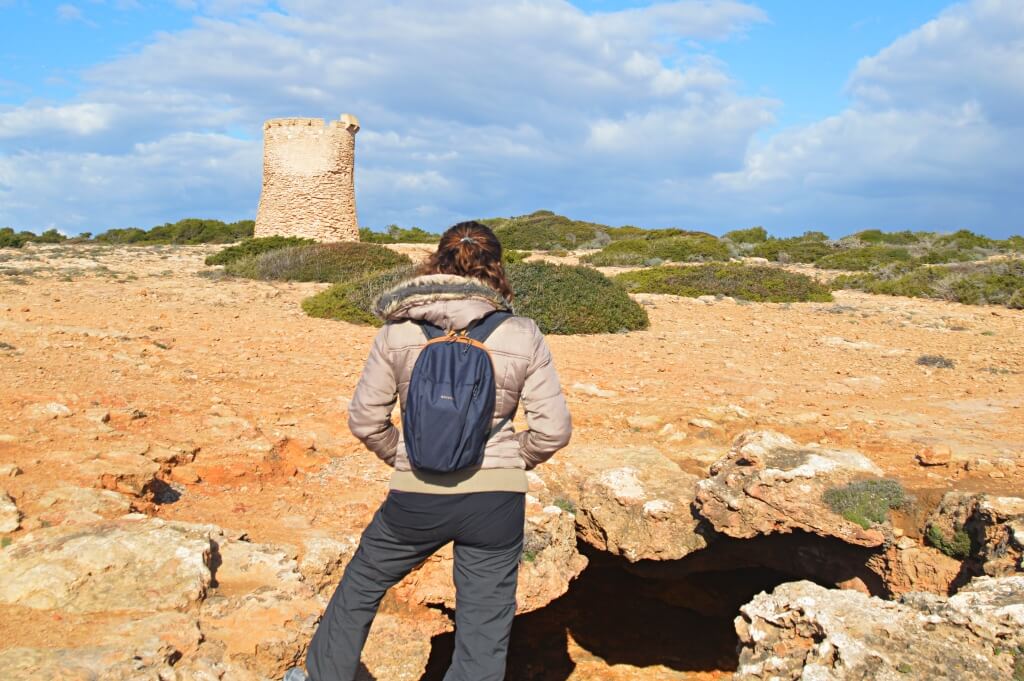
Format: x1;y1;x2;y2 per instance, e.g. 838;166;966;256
373;274;513;327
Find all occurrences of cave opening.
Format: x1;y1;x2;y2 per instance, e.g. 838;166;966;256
419;530;879;680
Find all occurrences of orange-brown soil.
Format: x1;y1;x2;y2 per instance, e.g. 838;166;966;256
0;243;1021;678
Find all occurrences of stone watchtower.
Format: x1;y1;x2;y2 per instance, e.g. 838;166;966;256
254;114;360;242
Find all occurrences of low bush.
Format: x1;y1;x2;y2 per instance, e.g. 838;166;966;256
482;210;612;250
925;524;972;559
605;225;650;241
853;229;923;245
226;242;411;283
815;246;913;271
1;227;67;248
205;236;315;266
750;237;834;263
832;259;1024;309
94;218;254;244
724;226;768;244
359;225;439;244
932;229;995;251
822;479;906;529
917;354;955;369
581;235;731;266
614;263;833;303
506;262;649;334
503;249;528;264
302;261;650;335
302;266;418;325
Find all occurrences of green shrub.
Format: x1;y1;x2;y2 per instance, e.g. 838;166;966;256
852;229;923;245
1;227;36;248
816;246;913;271
507;262;649;334
1002;236;1024;252
503;249;528;264
917;354;955;369
615;263;833;303
359;225;439;244
925;524;972;559
833;260;1024;308
822;479;906;529
750;237;834;263
644;228;716;240
304;261;649;335
302;266;418;325
93;218;254;244
32;228;68;244
916;248;985;264
605;225;651;241
226;242;411;283
483;210;612;250
205;236;315;266
933;229;995;251
582;235;730;266
724;226;769;244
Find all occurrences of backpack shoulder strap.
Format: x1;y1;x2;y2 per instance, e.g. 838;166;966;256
466;311;512;343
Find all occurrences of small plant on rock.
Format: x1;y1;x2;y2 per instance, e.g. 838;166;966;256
822;479;906;529
925;524;972;559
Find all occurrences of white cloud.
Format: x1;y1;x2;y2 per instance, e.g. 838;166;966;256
713;0;1024;235
56;3;85;23
1;0;772;232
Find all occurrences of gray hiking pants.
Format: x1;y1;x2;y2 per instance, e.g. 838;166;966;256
306;491;525;681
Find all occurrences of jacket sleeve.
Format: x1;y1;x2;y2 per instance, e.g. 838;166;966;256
347;326;400;466
516;323;572;469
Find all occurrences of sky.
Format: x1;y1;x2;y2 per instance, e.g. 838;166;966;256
1;0;1022;237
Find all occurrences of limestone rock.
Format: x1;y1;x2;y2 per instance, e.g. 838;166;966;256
928;491;1024;576
360;608;454;681
1;489;21;532
36;485;133;524
79;450;161;497
0;612;202;680
917;443;952;466
573;447;707;562
24;401;73;420
299;534;360;594
0;463;21;477
735;577;1024;680
695;430;889;547
0;516;212;612
865;542;963;597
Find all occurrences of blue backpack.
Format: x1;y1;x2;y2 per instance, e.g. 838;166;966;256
402;311;512;474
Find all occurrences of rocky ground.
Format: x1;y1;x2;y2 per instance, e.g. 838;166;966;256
0;243;1022;680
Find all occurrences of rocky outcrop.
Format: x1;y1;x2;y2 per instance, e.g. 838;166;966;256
538;446;708;562
36;485;133;525
929;491;1024;576
0;489;20;532
695;431;891;547
735;576;1024;680
0;515;212;612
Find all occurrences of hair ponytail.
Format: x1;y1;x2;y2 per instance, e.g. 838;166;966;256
420;221;514;301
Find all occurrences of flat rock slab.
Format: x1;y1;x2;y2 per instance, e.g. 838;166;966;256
0;515;212;612
0;489;20;532
0;611;201;680
735;576;1024;680
695;430;889;547
36;486;133;525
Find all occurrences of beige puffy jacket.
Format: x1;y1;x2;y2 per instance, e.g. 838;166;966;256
347;274;572;493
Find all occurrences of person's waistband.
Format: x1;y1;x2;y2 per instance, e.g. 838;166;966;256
389;467;528;494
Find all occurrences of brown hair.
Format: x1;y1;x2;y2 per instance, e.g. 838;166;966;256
420;221;514;301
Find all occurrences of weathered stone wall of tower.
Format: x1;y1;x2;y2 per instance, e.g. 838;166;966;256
254;114;360;242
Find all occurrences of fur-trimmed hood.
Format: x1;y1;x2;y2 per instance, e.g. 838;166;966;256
373;273;513;330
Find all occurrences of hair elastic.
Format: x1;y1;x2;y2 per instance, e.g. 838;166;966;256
460;236;477;244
